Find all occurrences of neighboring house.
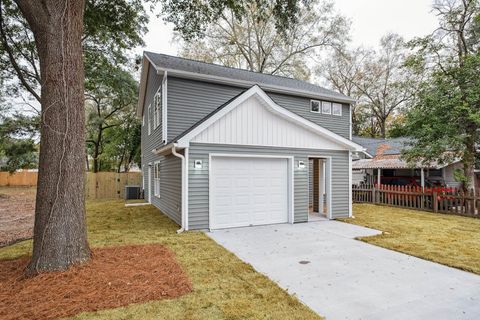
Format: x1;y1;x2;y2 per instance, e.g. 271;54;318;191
351;136;463;188
138;52;363;231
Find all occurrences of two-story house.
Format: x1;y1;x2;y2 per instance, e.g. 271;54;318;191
138;52;363;231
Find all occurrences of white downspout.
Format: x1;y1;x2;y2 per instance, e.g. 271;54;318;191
172;144;186;233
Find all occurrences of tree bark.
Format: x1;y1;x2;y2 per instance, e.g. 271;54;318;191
14;0;90;274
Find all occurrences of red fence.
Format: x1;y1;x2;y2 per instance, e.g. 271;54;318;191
353;184;479;218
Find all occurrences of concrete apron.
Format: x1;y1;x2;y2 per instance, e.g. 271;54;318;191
207;220;480;320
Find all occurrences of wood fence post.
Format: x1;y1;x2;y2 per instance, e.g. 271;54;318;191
433;191;438;213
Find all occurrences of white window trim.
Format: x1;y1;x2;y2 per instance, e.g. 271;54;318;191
147;104;152;135
153;86;162;130
162;71;168;144
332;103;342;116
321;101;332;115
153;161;161;198
310;100;321;113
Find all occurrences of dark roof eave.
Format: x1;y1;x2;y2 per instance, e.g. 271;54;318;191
144;52;356;105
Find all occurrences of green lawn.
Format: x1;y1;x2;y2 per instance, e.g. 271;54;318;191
341;204;480;275
0;200;321;320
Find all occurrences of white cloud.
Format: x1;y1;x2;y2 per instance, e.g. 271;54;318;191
333;0;437;47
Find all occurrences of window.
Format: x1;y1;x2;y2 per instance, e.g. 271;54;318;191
153;87;162;129
153;162;160;197
310;100;320;113
321;101;332;114
147;104;152;135
332;103;342;116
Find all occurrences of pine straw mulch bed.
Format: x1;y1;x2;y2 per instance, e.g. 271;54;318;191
0;187;36;247
0;244;193;320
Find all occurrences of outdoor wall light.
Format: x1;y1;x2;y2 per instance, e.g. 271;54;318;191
194;160;203;169
298;161;306;169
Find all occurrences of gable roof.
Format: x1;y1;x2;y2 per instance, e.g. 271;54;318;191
139;52;355;116
352;136;411;158
154;85;364;154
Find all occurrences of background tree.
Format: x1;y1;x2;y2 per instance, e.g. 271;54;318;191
102;114;141;173
402;0;480;190
176;0;349;79
0;112;38;172
156;0;315;41
0;0;147;104
321;47;372;135
85;58;139;173
320;34;418;138
352;34;417;138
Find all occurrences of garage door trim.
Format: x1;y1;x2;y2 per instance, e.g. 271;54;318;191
208;153;295;230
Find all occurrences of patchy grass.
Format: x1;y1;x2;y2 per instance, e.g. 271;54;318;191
340;204;480;275
0;200;321;320
0;187;35;247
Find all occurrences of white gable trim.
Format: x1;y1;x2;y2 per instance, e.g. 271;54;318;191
176;85;365;152
136;57;150;117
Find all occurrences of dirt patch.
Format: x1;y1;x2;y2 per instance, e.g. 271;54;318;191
0;187;36;247
0;244;192;320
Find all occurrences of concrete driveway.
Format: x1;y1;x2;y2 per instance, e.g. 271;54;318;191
207;221;480;320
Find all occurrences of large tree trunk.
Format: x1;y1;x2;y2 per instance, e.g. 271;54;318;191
15;0;90;274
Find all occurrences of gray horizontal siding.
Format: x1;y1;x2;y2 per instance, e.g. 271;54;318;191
268;93;350;139
150;154;182;225
167;77;351;142
188;143;349;230
167;77;243;141
141;64;180;225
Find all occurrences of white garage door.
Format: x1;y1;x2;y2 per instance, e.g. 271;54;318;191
210;156;289;229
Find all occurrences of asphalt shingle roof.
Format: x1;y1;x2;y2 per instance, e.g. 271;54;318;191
352;136;411;157
144;52;353;103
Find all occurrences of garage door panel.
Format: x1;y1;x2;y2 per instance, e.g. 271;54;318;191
211;156;289;229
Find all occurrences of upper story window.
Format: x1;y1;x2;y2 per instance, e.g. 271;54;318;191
321;101;332;115
310;100;342;116
147;104;152;135
153;86;162;129
332;103;342;116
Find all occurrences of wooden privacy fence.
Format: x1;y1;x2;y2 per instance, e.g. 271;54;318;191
0;171;37;186
0;171;142;199
353;184;480;218
85;172;142;199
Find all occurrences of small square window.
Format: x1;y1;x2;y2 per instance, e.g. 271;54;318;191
321;101;332;115
310;100;320;113
332;103;342;116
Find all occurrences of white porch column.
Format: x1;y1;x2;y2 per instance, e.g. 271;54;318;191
377;168;381;186
421;168;425;191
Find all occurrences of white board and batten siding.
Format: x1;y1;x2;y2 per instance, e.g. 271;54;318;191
192;95;346;151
